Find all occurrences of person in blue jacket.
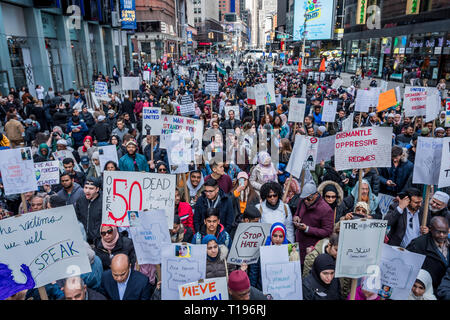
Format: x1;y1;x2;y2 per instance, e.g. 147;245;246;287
67;116;89;149
119;140;150;172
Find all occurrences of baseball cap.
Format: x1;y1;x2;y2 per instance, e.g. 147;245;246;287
84;177;101;188
80;156;90;165
98;115;106;121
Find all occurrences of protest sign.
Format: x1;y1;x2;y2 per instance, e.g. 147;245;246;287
102;171;176;228
331;78;343;90
0;205;91;298
334;127;393;171
380;80;388;92
52;150;79;171
303;136;319;171
275;94;282;106
288;98;306;123
321;100;337;123
179;94;196;116
246;86;256;105
438;137;450;188
260;245;302;300
121;77;140;91
233;71;244;80
377;193;395;218
342;113;354;132
179;277;228;300
302;84;307;98
98;145;119;173
34;161;60;187
166;132;193;174
412;137;443;185
425;88;441;122
254;83;269;106
224;105;240;120
204;73;218;94
316;135;335;163
227;223;271;265
142;107;163;136
363;244;425;300
446;99;450;127
143;70;150;81
94;81;109;100
355;89;380;113
265;82;276;105
0;148;37;195
377;89;397;112
128;209;171;265
403;87;427;117
335;219;387;278
285;135;308;178
161;243;206;300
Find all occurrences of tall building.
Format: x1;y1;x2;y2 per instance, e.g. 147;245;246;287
192;0;223;52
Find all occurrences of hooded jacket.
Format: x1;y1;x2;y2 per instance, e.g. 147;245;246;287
75;191;103;244
193;189;234;233
378;158;414;196
94;234;137;270
302;254;342;300
57;182;84;205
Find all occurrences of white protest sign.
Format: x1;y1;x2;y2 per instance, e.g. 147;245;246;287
179;94;196;117
166;132;193;174
98;145;119;173
363;244;425;300
412;137;443;185
285;135;309;178
331;78;344;90
288;98;306;123
403;87;427;117
102;171;176;228
335;219;387;278
227;223;271;265
377;193;395;218
94;81;109;100
0;205;91;297
355;89;380;113
302;84;307;98
161;243;206;300
247;86;256;105
143;70;150;81
316;135;336;163
438;137;450;188
334;127;393;171
0;148;37;195
342;113;354;132
260;245;302;300
142;107;163;136
204;73;219;94
425;88;441;121
52;150;79;172
254;83;269;106
303;136;319;171
265;82;276;105
34;160;60;187
225;105;240;120
275;94;282;106
179;277;228;300
128;209;171;265
321;100;338;123
121;77;140;91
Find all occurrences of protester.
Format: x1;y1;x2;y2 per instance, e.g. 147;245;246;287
227;270;268;300
192;208;232;250
62;276;106;300
57;171;84;205
409;269;437;300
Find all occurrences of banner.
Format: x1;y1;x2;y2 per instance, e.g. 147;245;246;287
288;98;306;123
121;77;140;90
142;107;163;136
438;137;450;188
355;89;380;113
128;209;171;265
179;95;196;117
98;145;119;173
285;135;309;178
143;70;150;81
334;127;393;171
94;81;109;101
446;99;450;127
316;135;336;163
321;100;337;123
403;87;427;117
412;137;443;185
34;160;60;187
102;171;176;228
335;219;387;278
0;206;91;298
161;243;206;300
179;277;228;300
120;0;137;29
227;223;271;265
204;73;218;94
0;148;37;195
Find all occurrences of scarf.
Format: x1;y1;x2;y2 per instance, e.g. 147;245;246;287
100;225;120;252
37;143;49;160
91;151;101;176
312;253;336;289
408;269;437;300
266;199;281;211
82;136;93;153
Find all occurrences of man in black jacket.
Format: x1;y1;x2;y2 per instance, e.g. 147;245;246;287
75;177;103;244
407;216;449;295
120;96;135;123
81;105;96;129
62;276;106;300
90;115;111;143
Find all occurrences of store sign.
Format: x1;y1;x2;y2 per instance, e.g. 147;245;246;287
356;0;368;25
406;0;420;15
120;0;137;30
409;40;424;48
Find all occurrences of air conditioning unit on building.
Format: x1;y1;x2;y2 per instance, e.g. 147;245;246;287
111;11;120;27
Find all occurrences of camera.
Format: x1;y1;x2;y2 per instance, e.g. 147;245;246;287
52;132;58;138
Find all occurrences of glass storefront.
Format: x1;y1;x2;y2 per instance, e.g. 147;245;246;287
7;37;28;90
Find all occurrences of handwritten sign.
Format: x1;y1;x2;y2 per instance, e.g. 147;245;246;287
204;73;218;94
121;77;140;91
161;243;206;300
98;145;119;173
166;132;193;174
425;88;441;122
34;160;60;186
0;205;91;297
377;193;395;218
227;223;271;265
142;107;163;136
288;98;306;123
403;87;427;117
94;81;109;100
335;219;387;278
128;209;171;265
321;100;337;123
285;135;308;178
0;148;37;195
334;127;393;171
52;150;79;172
179;94;195;117
316;135;335;163
102;171;176;229
179;277;228;300
438;137;450;188
412;137;443;185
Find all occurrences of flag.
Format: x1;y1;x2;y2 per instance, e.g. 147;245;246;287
297;58;302;72
217;66;227;76
319;58;326;72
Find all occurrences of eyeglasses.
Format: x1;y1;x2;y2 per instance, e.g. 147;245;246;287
267;194;278;199
101;229;114;237
409;217;413;229
204;189;216;193
325;195;337;199
158;168;167;172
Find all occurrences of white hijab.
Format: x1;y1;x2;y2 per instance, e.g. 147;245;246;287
186;171;204;197
408;269;437;300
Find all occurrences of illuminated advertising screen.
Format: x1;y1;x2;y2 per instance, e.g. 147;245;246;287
293;0;335;41
120;0;136;30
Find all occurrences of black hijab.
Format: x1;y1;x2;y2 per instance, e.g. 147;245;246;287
312;254;336;288
322;184;339;210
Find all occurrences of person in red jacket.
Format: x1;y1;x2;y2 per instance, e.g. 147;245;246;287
293;183;334;264
175;188;194;234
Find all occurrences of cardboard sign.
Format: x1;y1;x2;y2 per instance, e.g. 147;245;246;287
227;223;271;265
0;206;91;298
142;107;163;136
403;87;427;117
303;136;319;171
94;81;109;100
335;219;387;278
98;145;119;173
412;137;443;185
128;209;171;265
438;137;450;188
166;132;194;174
161;243;206;300
0;148;37;195
425;88;441;122
377;89;397;112
285;135;309;178
377;193;395;218
204;73;218;94
179;94;196;117
179;277;228;300
143;70;150;81
334;127;393;171
102;171;176;228
288;98;306;123
355;89;380;113
316;135;336;163
34;160;60;186
321;100;338;123
224;105;240;120
121;77;140;91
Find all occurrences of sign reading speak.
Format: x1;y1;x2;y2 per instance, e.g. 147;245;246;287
227;223;271;265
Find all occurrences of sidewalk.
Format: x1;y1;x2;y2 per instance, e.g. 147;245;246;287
339;72;408;95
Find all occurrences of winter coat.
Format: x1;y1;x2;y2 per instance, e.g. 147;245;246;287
75;192;103;244
67;120;89;147
437;267;450;300
192;224;232;250
256;201;295;243
302;271;342;300
303;238;329;278
90;122;111;143
56;182;84;205
177;202;194;233
193;189;234;233
119;153;149;172
378;159;414;196
81;111;96;128
205;245;235;279
4;119;24;142
94;234;137;270
170;223;194;243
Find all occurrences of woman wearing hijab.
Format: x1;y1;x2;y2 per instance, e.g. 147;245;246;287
265;222;290;246
203;235;233;279
78;135;97;160
302;253;342;300
86;151;102;179
250;151;278;194
347;278;381;300
318;181;344;222
94;224;137;270
409;269;437;300
33;143;50;163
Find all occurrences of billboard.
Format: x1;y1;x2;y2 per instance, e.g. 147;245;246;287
293;0;335;41
120;0;136;30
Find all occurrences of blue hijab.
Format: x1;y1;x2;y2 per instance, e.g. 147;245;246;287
265;222;289;246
